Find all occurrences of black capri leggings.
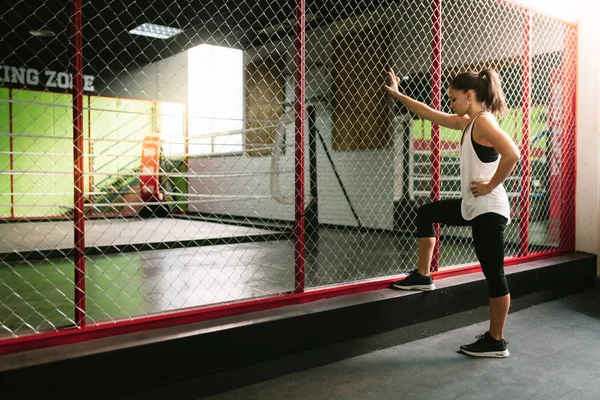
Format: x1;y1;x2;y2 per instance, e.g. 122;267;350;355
417;199;509;298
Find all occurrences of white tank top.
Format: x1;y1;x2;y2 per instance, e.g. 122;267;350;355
459;112;511;224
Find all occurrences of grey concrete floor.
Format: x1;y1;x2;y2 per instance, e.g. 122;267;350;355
119;285;600;400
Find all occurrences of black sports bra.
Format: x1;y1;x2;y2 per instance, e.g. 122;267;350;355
462;111;499;163
471;132;499;163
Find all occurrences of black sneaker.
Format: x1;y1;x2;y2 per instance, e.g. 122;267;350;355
391;270;436;291
460;332;509;358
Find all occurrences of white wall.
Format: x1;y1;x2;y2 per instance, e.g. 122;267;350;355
575;0;600;273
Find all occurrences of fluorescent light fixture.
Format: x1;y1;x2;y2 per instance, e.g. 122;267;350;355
129;23;182;39
29;29;56;37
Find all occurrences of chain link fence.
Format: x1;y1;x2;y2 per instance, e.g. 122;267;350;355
0;0;577;346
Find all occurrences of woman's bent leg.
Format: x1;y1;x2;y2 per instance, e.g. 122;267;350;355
415;199;467;276
393;199;468;290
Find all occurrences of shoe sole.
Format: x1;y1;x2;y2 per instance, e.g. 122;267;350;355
392;283;436;291
460;348;510;358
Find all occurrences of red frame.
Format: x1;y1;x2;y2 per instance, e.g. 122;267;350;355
294;0;306;294
88;95;93;216
71;0;86;328
429;0;442;272
9;89;14;218
560;29;577;250
519;10;532;256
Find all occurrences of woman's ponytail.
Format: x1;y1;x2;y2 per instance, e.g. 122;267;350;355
450;68;508;117
478;68;507;117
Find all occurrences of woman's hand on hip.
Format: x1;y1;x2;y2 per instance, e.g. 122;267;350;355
471;180;492;197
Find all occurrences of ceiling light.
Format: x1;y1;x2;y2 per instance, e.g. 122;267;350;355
129;23;182;39
29;29;56;37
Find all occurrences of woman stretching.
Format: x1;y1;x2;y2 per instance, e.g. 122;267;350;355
384;68;520;358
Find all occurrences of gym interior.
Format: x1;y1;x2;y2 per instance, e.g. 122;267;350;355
0;0;599;398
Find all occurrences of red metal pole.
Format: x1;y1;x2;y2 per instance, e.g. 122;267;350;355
9;89;14;219
87;96;93;216
71;0;86;327
519;10;532;257
547;68;561;245
294;0;306;293
560;27;577;250
430;0;442;272
184;104;189;214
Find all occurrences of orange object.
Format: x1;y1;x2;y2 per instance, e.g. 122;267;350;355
140;135;162;202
